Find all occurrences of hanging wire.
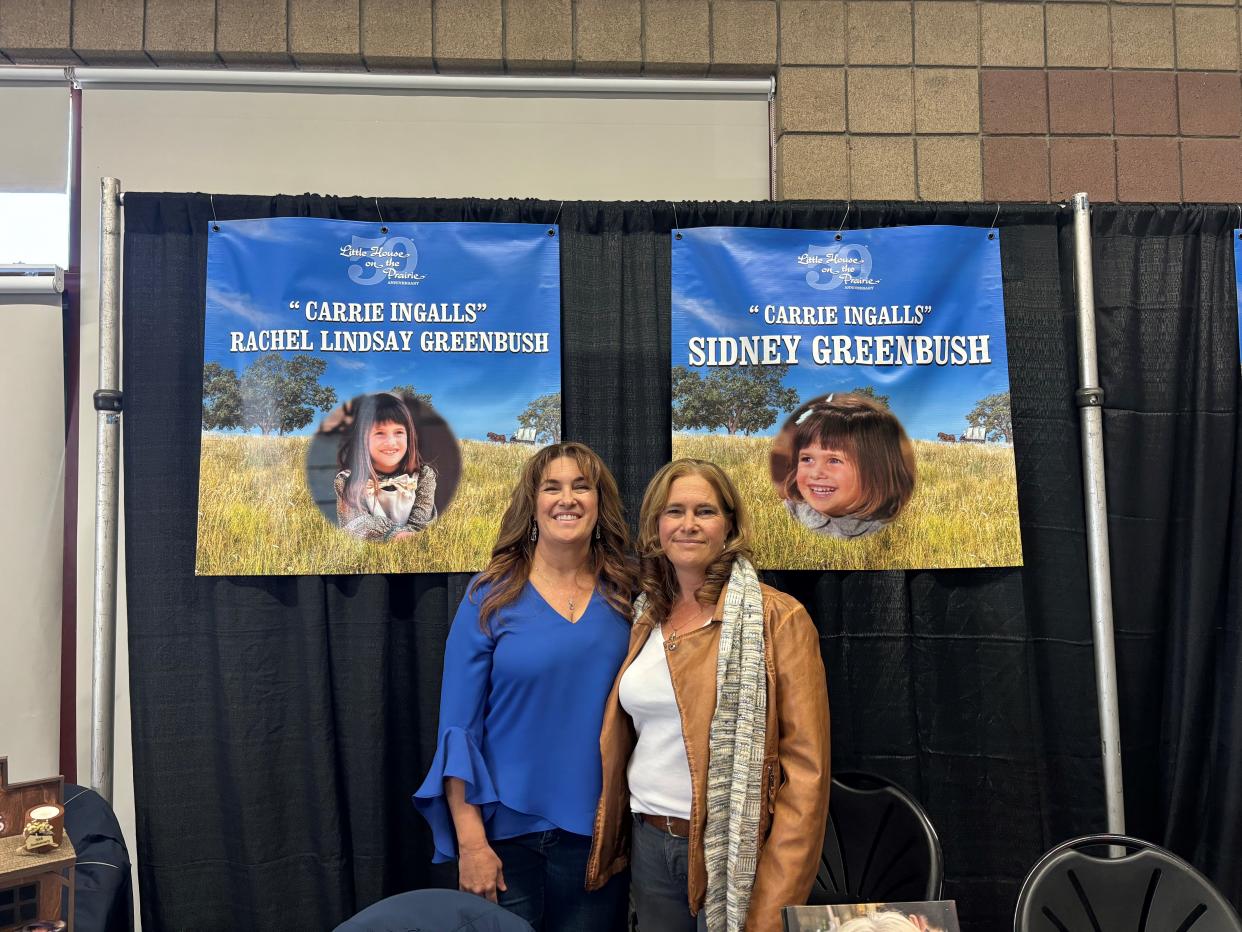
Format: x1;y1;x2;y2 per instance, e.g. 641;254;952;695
375;198;388;233
835;201;851;240
987;203;1001;240
672;201;682;240
549;201;564;236
209;193;219;233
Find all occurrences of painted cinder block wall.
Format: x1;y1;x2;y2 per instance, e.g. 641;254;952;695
0;1;1237;199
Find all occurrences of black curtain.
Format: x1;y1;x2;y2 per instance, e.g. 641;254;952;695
121;196;1241;932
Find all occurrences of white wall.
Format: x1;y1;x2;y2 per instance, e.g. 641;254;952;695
0;293;64;782
75;77;770;926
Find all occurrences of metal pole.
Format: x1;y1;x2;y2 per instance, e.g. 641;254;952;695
1071;193;1126;835
90;177;123;804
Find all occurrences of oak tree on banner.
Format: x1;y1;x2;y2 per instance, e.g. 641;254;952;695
849;385;891;409
672;364;800;435
966;391;1012;442
202;362;242;431
518;392;561;443
201;353;337;435
390;384;434;406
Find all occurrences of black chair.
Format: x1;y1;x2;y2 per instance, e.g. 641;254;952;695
63;783;134;932
333;889;535;932
807;771;944;905
1014;834;1242;932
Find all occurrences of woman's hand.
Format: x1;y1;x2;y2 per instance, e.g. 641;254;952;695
458;840;506;902
390;530;414;541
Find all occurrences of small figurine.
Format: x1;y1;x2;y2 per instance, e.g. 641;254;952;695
20;818;58;853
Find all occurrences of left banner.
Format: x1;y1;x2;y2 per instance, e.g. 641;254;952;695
196;218;561;576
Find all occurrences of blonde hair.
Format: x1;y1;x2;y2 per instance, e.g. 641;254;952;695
635;459;752;624
836;912;921;932
774;392;917;522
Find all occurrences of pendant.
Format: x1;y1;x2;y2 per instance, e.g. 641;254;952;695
665;631;679;652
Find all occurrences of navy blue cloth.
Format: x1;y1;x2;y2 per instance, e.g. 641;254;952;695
413;580;630;863
333;889;535;932
492;830;627;932
63;784;133;932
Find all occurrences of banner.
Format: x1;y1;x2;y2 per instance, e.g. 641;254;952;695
197;218;561;575
671;225;1021;570
1236;228;1241;366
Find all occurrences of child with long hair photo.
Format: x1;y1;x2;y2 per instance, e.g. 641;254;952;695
334;391;437;542
771;392;917;541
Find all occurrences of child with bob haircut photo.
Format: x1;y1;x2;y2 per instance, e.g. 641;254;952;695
770;391;917;540
334;391;437;542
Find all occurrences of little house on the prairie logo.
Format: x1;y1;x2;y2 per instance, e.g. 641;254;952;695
798;241;881;291
339;233;428;286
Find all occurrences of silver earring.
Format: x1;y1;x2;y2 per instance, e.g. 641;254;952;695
595;524;601;541
530;521;538;543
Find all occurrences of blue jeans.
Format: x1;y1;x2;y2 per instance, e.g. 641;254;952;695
630;815;708;932
492;829;628;932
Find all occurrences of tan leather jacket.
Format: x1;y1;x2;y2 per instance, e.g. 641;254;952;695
585;582;831;932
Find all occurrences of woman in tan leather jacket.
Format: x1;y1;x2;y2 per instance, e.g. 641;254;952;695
586;458;831;932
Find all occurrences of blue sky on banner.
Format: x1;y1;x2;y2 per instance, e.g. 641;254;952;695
1235;230;1242;365
203;217;561;440
671;225;1010;441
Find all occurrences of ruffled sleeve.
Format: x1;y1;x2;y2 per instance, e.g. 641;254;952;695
412;582;498;863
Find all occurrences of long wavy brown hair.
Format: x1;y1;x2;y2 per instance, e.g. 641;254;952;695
470;442;635;631
635;458;752;626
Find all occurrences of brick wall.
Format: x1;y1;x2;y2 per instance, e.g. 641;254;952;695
1;0;1238;202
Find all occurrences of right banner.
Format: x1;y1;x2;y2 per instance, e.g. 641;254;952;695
1235;228;1241;366
671;225;1022;570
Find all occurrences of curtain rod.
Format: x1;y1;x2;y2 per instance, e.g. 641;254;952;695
62;67;773;98
0;67;67;83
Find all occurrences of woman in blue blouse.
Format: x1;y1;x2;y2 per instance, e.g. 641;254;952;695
414;441;635;932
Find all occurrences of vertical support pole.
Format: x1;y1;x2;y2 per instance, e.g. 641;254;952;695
766;75;777;201
1071;193;1126;835
91;177;122;804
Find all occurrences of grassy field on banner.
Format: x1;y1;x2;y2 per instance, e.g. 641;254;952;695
672;433;1022;570
196;435;530;575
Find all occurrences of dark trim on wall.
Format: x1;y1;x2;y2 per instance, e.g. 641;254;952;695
60;83;82;785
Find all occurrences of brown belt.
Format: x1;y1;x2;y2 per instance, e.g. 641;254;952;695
637;812;691;838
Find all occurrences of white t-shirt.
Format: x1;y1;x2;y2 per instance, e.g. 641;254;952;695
618;625;694;819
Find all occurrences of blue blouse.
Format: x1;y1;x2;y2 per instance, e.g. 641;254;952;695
413;578;630;863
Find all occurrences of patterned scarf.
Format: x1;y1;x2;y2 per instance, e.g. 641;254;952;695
702;556;768;932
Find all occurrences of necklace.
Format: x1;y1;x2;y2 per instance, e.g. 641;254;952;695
663;602;713;652
531;566;592;623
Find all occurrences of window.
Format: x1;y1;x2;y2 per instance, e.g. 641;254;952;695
0;192;69;267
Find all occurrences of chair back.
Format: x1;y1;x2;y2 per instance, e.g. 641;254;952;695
333;888;536;932
1014;834;1242;932
808;771;944;905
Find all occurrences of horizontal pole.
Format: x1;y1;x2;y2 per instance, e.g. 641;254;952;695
68;67;773;98
0;265;65;294
0;66;67;83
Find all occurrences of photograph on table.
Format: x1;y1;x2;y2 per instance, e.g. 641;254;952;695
672;224;1021;571
782;900;961;932
196;216;561;575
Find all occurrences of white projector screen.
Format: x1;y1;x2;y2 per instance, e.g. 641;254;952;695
81;83;771;200
0;82;70;193
0;293;64;782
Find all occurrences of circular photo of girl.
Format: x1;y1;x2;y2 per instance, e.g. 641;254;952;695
769;391;917;541
305;390;462;543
